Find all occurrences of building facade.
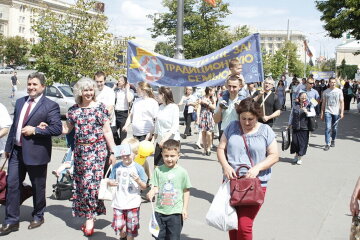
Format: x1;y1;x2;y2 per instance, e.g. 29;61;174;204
335;35;360;68
0;0;74;43
249;28;308;63
0;0;104;43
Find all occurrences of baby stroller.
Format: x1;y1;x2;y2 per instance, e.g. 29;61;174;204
52;148;74;200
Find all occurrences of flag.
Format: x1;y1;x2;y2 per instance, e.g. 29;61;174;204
304;40;313;58
204;0;216;7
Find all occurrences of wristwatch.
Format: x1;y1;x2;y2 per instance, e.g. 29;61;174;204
33;127;37;135
110;151;114;155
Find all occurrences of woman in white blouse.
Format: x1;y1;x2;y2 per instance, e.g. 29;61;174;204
123;82;159;141
114;75;134;144
178;87;198;138
153;87;180;166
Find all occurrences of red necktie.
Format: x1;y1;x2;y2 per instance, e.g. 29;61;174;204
19;98;34;145
22;98;34;127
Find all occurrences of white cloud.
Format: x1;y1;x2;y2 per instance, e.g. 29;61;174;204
120;1;154;21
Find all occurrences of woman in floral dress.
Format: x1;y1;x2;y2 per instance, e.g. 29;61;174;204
62;78;116;236
198;87;217;156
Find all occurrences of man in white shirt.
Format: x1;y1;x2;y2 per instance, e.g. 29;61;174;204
94;71;116;173
321;77;344;151
0;103;12;157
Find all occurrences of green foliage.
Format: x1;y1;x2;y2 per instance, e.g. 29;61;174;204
148;0;232;58
0;36;29;65
262;41;306;79
230;25;251;42
31;0;127;84
154;41;175;57
315;0;360;40
337;59;358;79
318;58;336;71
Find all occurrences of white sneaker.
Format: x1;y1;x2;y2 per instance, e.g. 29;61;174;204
296;159;302;165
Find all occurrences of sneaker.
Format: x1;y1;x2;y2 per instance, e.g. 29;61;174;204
293;156;298;164
296;159;302;165
330;141;335;147
324;145;330;151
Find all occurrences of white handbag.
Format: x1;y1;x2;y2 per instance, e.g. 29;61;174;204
98;166;114;201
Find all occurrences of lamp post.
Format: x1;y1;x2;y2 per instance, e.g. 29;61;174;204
174;0;184;60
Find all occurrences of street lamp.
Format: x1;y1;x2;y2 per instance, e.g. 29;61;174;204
174;0;184;59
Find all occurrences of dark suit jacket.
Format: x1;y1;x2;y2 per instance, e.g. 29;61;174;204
5;95;62;165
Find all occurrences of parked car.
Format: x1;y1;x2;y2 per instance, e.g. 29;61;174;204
16;65;27;70
0;66;15;74
12;83;75;117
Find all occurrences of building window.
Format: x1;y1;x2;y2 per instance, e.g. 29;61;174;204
0;12;2;19
268;37;273;41
277;43;282;48
0;24;4;34
268;43;273;48
18;26;25;34
20;5;26;13
19;16;25;23
261;37;264;41
277;37;282;41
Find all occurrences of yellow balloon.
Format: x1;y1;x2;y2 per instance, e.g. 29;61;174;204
134;140;155;165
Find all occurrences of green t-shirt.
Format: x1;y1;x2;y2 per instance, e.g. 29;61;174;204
150;165;192;215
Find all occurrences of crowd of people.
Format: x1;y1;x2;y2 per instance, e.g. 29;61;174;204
0;63;359;240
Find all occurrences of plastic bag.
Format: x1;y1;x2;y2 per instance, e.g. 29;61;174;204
98;166;114;201
205;181;238;231
149;201;160;237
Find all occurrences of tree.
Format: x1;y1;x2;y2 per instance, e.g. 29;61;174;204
31;0;126;84
3;36;29;65
262;41;305;79
315;0;360;40
154;41;175;57
337;59;358;79
148;0;232;59
229;25;251;42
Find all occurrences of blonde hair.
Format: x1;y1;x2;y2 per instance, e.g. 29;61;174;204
138;82;155;98
73;77;99;104
121;137;139;155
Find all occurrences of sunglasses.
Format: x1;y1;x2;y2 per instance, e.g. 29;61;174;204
307;82;314;85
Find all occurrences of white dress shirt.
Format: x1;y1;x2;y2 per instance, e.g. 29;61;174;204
16;94;43;146
0;103;12;153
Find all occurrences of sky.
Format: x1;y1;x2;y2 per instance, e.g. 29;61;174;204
65;0;344;59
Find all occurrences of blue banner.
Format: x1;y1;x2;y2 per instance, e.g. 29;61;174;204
310;71;335;80
127;34;264;87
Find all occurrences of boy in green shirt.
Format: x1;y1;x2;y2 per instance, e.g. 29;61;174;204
147;139;191;240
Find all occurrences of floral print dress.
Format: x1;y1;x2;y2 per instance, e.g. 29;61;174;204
199;96;215;131
67;102;109;219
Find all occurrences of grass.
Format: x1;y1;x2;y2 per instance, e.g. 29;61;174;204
52;136;68;148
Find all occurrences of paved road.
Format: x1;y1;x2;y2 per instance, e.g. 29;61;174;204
0;75;359;239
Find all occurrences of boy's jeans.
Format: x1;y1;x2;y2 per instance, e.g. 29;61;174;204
324;112;340;145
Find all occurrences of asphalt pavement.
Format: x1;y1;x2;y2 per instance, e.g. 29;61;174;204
0;72;359;239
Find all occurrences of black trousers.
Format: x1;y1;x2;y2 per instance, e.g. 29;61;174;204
183;110;192;135
115;110;129;144
155;212;183;240
154;144;164;167
5;146;47;224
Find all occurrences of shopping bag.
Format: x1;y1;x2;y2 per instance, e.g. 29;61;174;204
281;128;291;151
350;216;360;240
149;201;160;237
98;166;114;201
205;181;238;231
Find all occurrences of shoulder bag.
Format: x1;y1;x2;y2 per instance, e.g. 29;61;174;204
98;166;115;201
229;125;265;206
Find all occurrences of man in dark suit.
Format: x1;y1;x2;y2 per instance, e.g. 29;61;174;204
0;72;62;236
